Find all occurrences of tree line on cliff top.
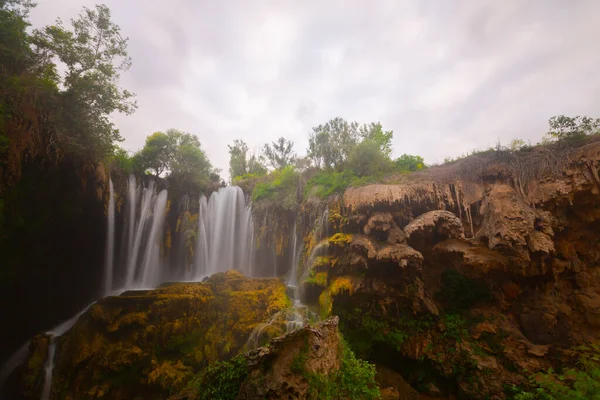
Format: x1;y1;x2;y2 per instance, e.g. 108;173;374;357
2;1;599;197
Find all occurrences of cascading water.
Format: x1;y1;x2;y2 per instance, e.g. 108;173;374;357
193;186;254;278
40;301;97;400
103;178;115;295
1;179;261;394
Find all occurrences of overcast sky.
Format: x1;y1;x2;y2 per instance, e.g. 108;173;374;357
29;1;600;177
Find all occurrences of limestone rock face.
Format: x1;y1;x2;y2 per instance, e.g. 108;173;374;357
404;210;465;251
305;139;600;399
477;184;535;250
238;317;341;399
14;271;289;400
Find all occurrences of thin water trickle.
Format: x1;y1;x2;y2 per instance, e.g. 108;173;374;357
103;178;115;295
40;300;98;400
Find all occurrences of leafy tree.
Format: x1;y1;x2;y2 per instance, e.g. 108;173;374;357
247;151;267;175
32;4;137;156
228;139;248;179
136;131;175;177
110;147;133;173
347;140;388;177
171;140;211;177
263;137;296;170
547;115;600;141
394;154;424;172
308;117;359;170
359;122;393;157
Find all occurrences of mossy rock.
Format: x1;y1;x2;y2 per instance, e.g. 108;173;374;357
19;271;289;400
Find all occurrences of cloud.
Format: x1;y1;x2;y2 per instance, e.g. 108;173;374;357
29;0;600;177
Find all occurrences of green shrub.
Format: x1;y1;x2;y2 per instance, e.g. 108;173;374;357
251;165;299;209
186;354;248;400
394;154;425;172
295;335;380;400
510;345;600;400
304;170;381;199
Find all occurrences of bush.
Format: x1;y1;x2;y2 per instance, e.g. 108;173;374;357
510;345;600;400
295;335;380;400
184;354;248;400
251;165;299;209
394;154;424;172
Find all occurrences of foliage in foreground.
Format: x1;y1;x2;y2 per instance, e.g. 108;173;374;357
178;354;248;400
293;335;380;400
509;345;600;400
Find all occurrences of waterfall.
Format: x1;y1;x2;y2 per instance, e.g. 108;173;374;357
121;181;169;289
103;178;115;295
40;301;96;400
194;187;254;278
286;221;304;305
126;175;137;271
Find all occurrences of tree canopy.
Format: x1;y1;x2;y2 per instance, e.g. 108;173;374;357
0;0;136;172
263;137;296;170
547;115;600;141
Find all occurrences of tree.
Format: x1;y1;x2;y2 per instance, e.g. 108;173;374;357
547;115;600;141
136;132;174;177
228;139;248;179
307;118;362;170
247;151;267;175
32;4;136;156
263;137;296;170
359;122;393;157
347;140;388;177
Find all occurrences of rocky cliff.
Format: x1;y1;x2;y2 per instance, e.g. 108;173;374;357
296;137;600;398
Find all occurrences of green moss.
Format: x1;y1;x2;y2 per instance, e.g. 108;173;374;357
328;233;352;248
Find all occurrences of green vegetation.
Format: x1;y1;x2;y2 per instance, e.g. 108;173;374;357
263;136;296;170
436;269;492;311
131;129;220;194
338;307;434;357
31;3;136;157
293;335;380;400
228;139;267;181
0;0;135;165
546;115;600;142
251;165;299;209
232;117;425;202
509;345;600;399
183;354;248;400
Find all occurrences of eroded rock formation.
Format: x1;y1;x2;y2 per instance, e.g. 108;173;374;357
299;139;600;398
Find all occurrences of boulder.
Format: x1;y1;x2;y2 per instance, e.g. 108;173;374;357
238;317;341;399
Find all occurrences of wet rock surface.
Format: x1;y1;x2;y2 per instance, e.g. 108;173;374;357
10;271;289;400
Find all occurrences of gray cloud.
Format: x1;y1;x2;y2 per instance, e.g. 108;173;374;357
30;0;600;177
